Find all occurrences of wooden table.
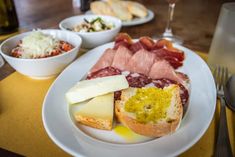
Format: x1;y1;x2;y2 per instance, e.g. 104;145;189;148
0;0;233;80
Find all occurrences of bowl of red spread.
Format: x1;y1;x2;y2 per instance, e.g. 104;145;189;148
0;29;82;79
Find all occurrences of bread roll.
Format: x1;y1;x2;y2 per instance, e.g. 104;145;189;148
107;0;133;21
127;1;148;18
90;1;115;17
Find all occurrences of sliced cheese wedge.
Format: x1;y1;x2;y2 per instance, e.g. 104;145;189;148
66;75;129;104
75;93;114;130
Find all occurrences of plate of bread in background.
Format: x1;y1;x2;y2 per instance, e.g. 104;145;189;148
87;0;154;26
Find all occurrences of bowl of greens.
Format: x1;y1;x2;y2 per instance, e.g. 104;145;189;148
60;15;122;49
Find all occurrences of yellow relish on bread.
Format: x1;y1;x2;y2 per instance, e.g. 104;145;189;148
115;85;183;137
124;87;174;123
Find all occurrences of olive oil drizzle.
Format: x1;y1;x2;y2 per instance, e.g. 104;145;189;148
124;87;173;123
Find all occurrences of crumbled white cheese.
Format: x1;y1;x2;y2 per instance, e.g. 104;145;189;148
20;31;59;58
93;21;102;31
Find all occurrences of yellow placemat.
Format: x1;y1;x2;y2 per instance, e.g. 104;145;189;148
0;52;234;157
0;73;69;157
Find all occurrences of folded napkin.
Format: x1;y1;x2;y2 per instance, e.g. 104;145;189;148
0;52;234;157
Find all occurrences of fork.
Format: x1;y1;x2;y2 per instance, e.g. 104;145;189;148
213;66;233;157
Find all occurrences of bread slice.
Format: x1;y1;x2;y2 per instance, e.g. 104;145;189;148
75;93;114;130
107;0;133;21
126;1;148;18
115;85;183;137
90;1;116;17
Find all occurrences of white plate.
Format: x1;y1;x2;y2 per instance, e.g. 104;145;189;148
42;43;216;157
85;10;154;26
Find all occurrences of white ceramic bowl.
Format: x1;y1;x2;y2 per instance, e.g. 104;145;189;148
0;29;82;79
59;15;122;49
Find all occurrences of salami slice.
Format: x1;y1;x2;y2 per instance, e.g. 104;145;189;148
87;66;121;79
114;72;152;100
152;78;189;108
126;73;152;88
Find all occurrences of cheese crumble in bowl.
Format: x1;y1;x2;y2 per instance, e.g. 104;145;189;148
0;29;82;79
59;15;121;48
72;17;115;33
11;31;74;59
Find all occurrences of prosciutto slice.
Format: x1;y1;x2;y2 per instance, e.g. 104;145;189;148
112;46;133;71
89;48;116;73
87;66;121;79
149;59;186;85
152;48;184;69
139;36;155;50
129;41;144;53
114;40;130;50
114;33;132;50
125;49;155;75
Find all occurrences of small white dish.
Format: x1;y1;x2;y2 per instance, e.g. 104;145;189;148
59;15;121;49
42;42;216;157
85;9;155;27
0;29;82;79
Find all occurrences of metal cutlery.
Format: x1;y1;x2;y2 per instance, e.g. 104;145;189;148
213;66;233;157
225;75;235;112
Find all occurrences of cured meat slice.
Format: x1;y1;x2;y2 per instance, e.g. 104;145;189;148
152;78;189;108
153;39;172;50
151;48;184;69
129;37;154;53
151;39;185;69
161;56;183;69
87;66;121;79
176;72;189;83
125;49;156;75
126;72;152;88
114;33;133;50
149;59;185;85
89;48;116;73
115;33;133;44
153;39;181;52
112;46;133;71
115;72;152;100
114;40;130;50
153;48;184;62
139;36;155;50
129;41;144;53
